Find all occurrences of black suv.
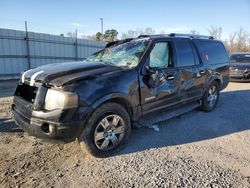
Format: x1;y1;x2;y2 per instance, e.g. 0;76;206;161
12;34;229;157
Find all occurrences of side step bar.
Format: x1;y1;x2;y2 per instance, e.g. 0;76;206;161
136;101;201;128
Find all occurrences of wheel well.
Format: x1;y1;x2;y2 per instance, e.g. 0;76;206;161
213;79;222;89
103;98;133;118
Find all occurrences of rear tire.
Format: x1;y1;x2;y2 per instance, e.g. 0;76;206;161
79;102;131;158
201;81;220;112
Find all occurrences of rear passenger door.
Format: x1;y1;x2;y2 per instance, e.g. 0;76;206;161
174;38;201;101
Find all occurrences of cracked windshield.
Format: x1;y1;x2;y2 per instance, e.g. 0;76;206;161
87;40;149;68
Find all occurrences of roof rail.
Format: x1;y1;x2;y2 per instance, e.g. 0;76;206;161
168;33;214;39
137;35;151;38
105;38;134;48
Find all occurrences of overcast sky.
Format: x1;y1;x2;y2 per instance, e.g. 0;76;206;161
0;0;250;39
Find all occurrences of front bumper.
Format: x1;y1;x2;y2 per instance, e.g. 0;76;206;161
229;69;250;82
229;74;250;82
12;96;87;141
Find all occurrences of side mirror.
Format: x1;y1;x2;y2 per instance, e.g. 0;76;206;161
145;66;156;74
143;66;161;88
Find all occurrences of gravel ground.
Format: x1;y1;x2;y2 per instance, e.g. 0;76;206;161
0;82;250;188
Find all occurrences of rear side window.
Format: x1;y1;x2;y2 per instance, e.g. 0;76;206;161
175;40;197;67
196;41;228;64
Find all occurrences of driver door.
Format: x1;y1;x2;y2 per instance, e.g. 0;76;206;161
139;40;181;116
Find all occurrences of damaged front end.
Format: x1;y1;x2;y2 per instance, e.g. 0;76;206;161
230;67;250;82
12;61;122;141
12;78;85;141
243;69;250;80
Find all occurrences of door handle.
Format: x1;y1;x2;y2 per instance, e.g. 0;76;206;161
167;76;175;80
165;72;175;80
199;70;205;74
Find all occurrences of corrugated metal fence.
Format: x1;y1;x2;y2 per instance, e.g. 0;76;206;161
0;28;105;79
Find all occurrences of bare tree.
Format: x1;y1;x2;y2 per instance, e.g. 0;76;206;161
226;32;237;53
208;26;222;39
248;38;250;51
144;27;155;35
121;27;155;39
121;30;136;39
80;34;96;40
235;28;249;52
224;28;250;53
67;32;76;38
190;30;199;35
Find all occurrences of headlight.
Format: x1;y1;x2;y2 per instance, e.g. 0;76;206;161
44;89;78;110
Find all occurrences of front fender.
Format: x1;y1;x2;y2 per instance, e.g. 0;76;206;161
91;93;140;121
91;93;134;108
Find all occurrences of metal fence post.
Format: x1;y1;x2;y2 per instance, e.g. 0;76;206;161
75;29;78;61
25;21;31;69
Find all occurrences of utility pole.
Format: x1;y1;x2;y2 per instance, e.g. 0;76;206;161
25;21;31;69
99;18;103;41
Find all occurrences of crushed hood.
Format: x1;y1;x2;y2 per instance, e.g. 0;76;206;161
22;61;121;87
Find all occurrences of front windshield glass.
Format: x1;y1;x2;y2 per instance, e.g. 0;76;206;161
230;54;250;63
86;39;150;68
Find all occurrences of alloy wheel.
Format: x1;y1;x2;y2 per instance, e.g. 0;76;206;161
207;85;218;108
94;114;126;151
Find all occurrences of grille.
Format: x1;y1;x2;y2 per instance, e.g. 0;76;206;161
15;83;38;103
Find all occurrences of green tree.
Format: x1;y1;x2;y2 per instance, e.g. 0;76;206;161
103;29;118;42
96;32;102;41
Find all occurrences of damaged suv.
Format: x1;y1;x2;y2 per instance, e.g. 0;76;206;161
12;34;229;157
229;52;250;82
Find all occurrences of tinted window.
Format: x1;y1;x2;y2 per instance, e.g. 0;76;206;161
149;42;171;68
197;41;228;64
175;40;196;67
230;54;250;63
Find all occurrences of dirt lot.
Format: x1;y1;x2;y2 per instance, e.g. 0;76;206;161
0;82;250;188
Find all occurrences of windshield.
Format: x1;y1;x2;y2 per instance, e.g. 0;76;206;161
230;54;250;63
86;39;149;68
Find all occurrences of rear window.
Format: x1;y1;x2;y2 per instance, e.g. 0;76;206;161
230;54;250;63
196;41;228;64
175;39;197;67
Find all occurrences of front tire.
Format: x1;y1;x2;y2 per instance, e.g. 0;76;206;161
201;81;220;112
79;102;131;158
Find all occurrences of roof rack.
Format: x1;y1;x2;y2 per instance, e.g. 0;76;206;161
168;33;214;39
137;35;151;38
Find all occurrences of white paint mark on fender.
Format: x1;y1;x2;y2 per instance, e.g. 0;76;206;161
30;71;44;86
21;69;33;83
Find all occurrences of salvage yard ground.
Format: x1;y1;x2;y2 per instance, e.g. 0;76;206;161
0;82;250;187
